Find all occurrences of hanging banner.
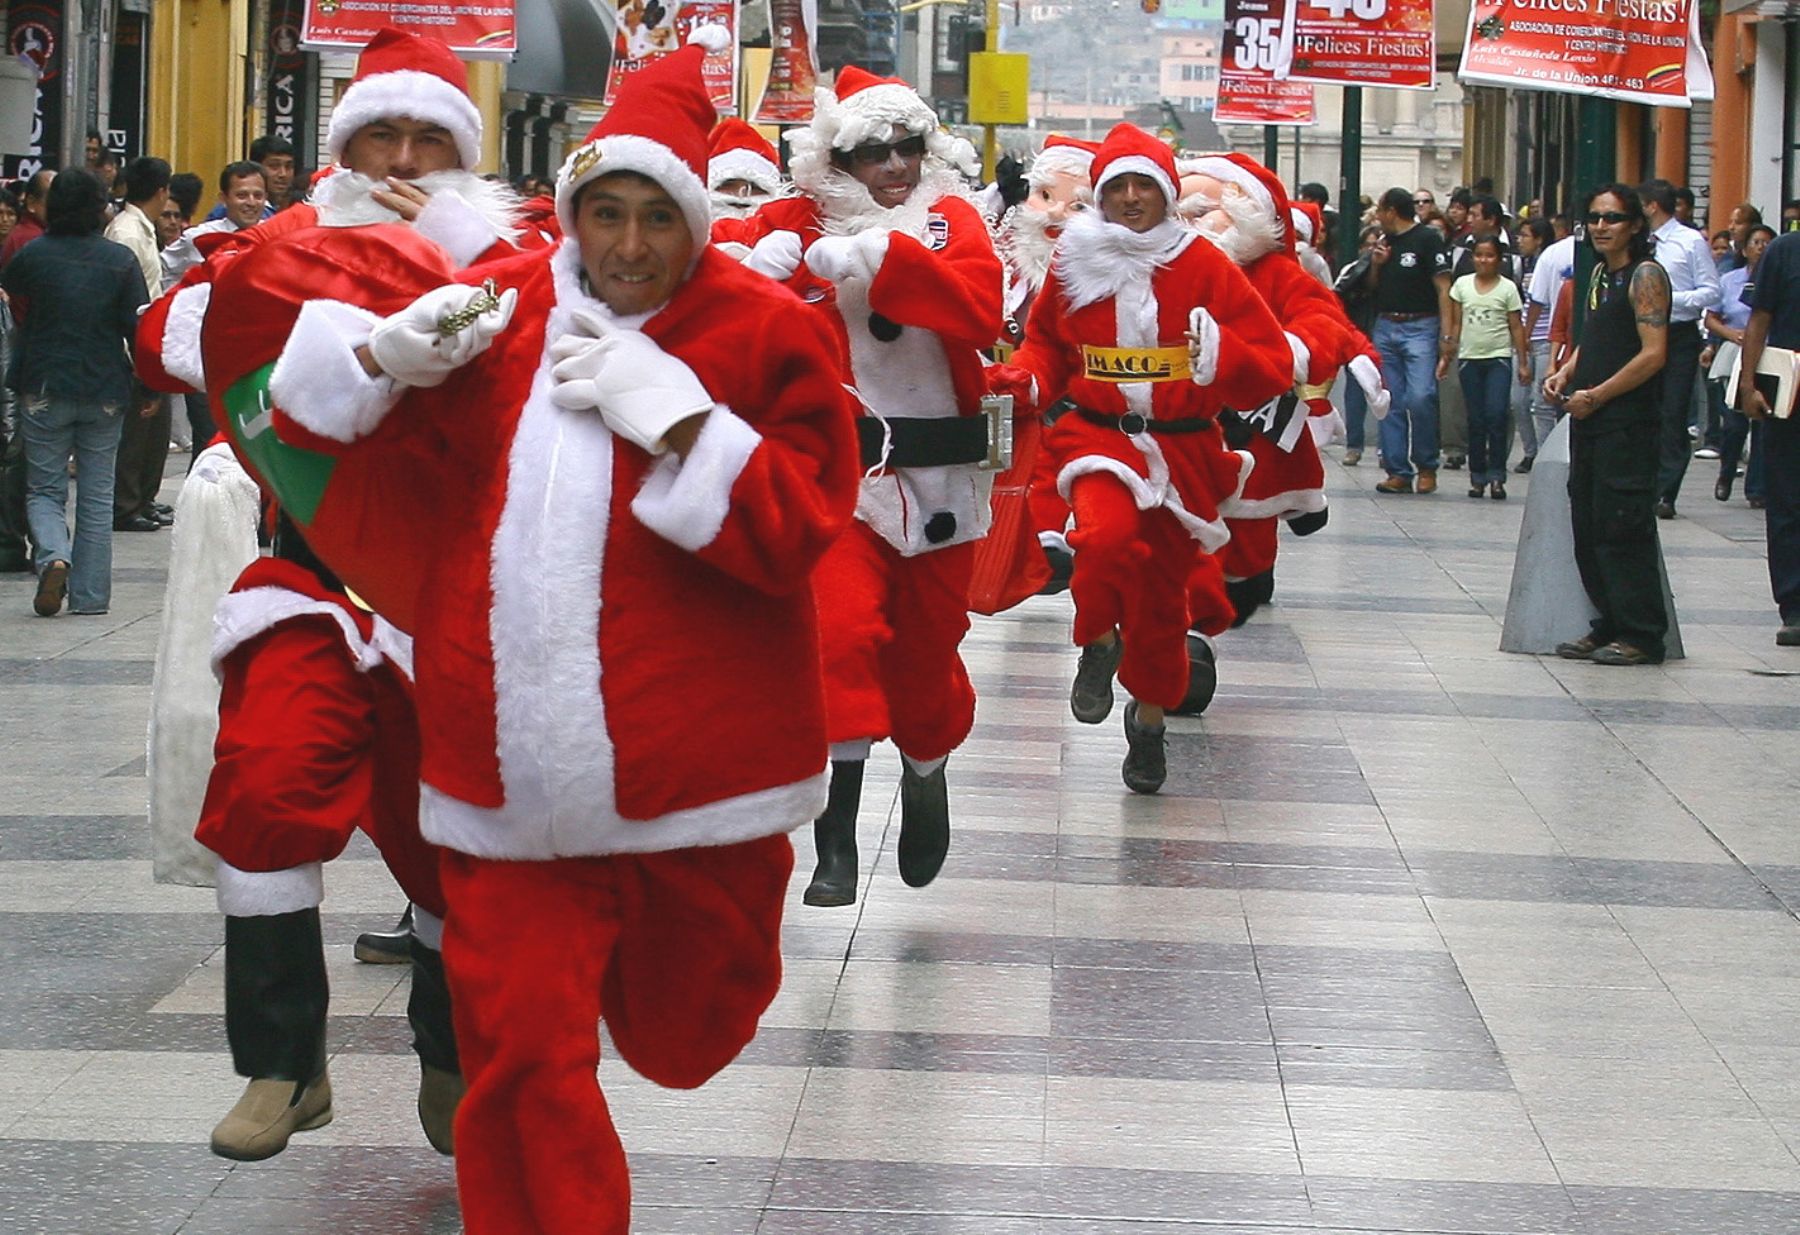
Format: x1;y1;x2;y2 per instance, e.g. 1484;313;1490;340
1456;0;1712;108
1215;77;1317;124
268;0;318;165
1275;0;1436;90
1216;0;1315;125
300;0;517;59
605;1;738;111
3;0;62;179
753;0;818;124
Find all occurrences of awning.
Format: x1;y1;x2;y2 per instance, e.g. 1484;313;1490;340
507;0;614;99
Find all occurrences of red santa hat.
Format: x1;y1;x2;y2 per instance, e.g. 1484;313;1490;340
325;27;484;171
1089;124;1179;210
707;118;782;195
555;25;731;250
1029;134;1100;190
1291;201;1325;246
1185;151;1293;253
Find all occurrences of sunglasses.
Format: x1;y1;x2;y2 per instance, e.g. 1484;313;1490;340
1413;196;1432;204
847;135;927;166
1586;210;1631;225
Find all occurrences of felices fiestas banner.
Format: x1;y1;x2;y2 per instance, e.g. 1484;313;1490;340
605;0;739;110
1456;0;1713;107
1216;0;1315;125
301;0;516;57
1275;0;1436;89
754;0;818;124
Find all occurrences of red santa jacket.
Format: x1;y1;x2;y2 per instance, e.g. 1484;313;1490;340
243;235;859;861
735;192;1004;555
196;557;439;918
1245;249;1372;390
1006;217;1291;549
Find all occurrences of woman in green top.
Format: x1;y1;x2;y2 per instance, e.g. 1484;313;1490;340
1439;236;1529;498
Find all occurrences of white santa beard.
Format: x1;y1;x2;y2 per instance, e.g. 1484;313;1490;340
314;168;520;233
1053;213;1193;313
1001;206;1057;292
811;163;967;239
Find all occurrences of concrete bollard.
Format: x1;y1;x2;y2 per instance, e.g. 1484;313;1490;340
1499;417;1684;659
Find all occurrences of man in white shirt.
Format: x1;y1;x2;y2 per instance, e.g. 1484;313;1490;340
1641;178;1723;517
105;158;173;531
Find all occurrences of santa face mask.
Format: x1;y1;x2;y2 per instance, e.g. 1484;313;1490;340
1022;167;1092;235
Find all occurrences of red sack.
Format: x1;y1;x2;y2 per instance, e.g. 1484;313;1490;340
968;413;1050;615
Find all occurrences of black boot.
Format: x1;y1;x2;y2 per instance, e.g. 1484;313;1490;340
1037;541;1073;595
1169;634;1218;717
1287;507;1329;537
408;937;463;1156
353;903;413;964
804;760;864;907
1121;702;1168;795
897;759;951;888
213;909;333;1161
1226;571;1275;627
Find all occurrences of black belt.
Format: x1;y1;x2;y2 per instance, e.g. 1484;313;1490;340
1075;407;1213;436
1379;311;1436;321
858;415;988;470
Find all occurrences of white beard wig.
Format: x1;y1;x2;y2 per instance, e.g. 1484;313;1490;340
999;204;1057;292
788;83;979;237
313;168;522;236
1205;186;1284;266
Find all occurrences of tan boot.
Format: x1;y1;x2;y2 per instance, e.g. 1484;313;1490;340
417;1063;464;1156
210;1073;333;1161
1417;468;1438;494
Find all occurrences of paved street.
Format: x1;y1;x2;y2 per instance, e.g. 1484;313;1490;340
4;449;1800;1234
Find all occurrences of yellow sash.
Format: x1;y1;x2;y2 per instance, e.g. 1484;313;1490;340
1081;345;1192;384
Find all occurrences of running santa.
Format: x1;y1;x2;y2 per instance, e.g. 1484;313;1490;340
1000;124;1292;793
732;66;1005;907
1176;153;1388;637
202;29;859;1232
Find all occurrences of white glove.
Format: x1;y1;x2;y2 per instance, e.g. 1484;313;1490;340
548;306;714;454
1284;331;1312;384
744;230;805;281
1186;306;1220;387
1348;353;1392;420
804;231;890;284
367;283;518;388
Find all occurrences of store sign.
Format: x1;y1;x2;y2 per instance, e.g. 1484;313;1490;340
1216;0;1316;124
3;0;62;178
605;0;738;110
301;0;517;58
268;0;316;160
1456;0;1713;107
753;0;817;124
1275;0;1436;89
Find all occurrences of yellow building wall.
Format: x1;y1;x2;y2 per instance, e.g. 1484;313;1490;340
149;0;251;186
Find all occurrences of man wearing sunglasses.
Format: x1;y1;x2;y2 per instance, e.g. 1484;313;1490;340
735;67;1003;908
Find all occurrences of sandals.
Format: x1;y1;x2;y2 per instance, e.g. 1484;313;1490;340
1591;641;1663;666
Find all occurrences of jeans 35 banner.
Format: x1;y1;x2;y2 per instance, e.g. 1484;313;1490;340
1216;0;1315;126
1276;0;1436;89
1456;0;1712;107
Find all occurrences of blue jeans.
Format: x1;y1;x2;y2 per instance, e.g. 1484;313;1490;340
1344;376;1367;451
1526;339;1560;457
1373;317;1440;479
1459;358;1513;486
23;394;124;613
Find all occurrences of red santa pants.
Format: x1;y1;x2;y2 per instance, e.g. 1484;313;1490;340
1067;474;1199;711
1184;551;1238;637
440;834;793;1235
816;521;976;762
1028;418;1073;542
